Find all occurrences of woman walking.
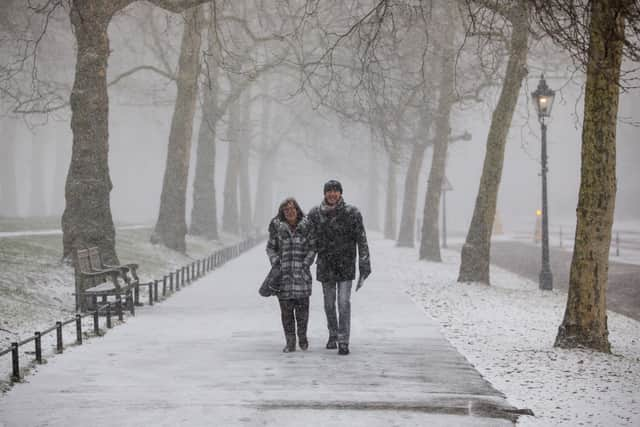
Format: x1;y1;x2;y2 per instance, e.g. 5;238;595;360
266;198;316;352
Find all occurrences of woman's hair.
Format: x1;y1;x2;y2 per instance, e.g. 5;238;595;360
276;197;304;224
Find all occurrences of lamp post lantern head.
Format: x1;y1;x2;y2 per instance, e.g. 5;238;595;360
532;74;555;121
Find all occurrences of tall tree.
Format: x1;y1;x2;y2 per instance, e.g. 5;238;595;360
0;119;18;217
458;0;530;283
61;0;211;262
189;15;220;240
29;128;47;216
152;6;204;252
419;34;456;261
531;0;639;352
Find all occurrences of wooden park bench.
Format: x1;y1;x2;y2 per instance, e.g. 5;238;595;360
74;247;141;314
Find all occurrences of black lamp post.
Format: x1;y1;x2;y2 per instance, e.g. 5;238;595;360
532;75;555;291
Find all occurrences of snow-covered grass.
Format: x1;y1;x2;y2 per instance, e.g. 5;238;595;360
0;222;240;389
376;239;640;426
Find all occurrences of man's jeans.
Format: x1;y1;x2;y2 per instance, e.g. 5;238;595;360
322;280;352;344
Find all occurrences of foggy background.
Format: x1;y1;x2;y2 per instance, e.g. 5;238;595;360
1;2;639;238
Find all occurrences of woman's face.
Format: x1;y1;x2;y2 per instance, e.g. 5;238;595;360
283;202;298;225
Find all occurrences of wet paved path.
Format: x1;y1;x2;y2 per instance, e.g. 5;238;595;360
0;239;522;426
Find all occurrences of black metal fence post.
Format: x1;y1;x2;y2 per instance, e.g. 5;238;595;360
93;310;99;335
148;283;154;306
169;272;174;292
56;321;63;353
76;314;83;344
176;269;181;290
35;332;42;363
154;280;159;302
106;304;112;329
163;275;167;297
117;298;123;321
11;342;20;382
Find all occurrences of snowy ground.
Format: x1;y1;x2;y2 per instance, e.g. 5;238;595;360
384;239;640;426
1;233;639;426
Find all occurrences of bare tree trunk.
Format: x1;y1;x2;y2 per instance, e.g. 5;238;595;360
253;84;276;229
62;4;118;263
189;12;219;240
0;119;18;217
29;129;47;216
397;142;428;247
458;4;529;283
419;48;456;262
51;126;70;217
222;97;242;235
238;89;252;235
152;7;203;252
555;0;624;353
189;78;219;239
384;152;397;240
365;141;380;232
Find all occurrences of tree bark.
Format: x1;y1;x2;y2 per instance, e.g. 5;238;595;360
222;96;242;235
29;129;47;216
458;4;529;283
62;2;118;263
555;0;624;353
238;89;253;235
383;152;397;240
0;119;18;217
253;83;277;229
152;6;203;252
365;138;381;232
419;48;456;262
189;11;219;240
397;141;428;247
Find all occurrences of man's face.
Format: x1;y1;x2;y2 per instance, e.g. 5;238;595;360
324;189;341;206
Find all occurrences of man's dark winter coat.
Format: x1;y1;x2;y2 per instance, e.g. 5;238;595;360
307;197;371;283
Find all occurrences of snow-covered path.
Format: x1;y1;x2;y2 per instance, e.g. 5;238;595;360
0;240;518;426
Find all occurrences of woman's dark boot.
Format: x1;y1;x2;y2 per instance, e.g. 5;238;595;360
283;335;296;353
298;336;309;351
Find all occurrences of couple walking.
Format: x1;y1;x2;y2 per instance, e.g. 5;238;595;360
265;180;371;355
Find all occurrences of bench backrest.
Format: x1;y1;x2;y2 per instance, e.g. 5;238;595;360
75;249;92;274
87;246;104;271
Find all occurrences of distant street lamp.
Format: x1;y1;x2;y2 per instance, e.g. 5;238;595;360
532;75;555;291
441;176;453;249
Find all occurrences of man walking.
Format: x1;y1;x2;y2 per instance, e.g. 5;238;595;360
308;179;371;355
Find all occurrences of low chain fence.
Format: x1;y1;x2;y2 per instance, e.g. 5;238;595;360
0;235;264;385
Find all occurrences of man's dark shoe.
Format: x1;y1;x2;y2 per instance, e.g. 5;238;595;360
299;337;309;351
326;337;337;349
338;343;349;355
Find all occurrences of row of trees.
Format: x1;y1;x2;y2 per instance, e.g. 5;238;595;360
1;0;638;354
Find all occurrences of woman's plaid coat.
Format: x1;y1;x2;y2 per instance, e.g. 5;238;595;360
266;217;316;300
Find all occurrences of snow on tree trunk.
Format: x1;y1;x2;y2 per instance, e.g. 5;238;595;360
555;0;624;353
189;14;219;240
397;141;428;248
152;7;203;252
458;4;529;283
62;3;118;263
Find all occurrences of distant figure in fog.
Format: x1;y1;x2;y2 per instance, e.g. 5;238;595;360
266;198;316;352
307;180;371;356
